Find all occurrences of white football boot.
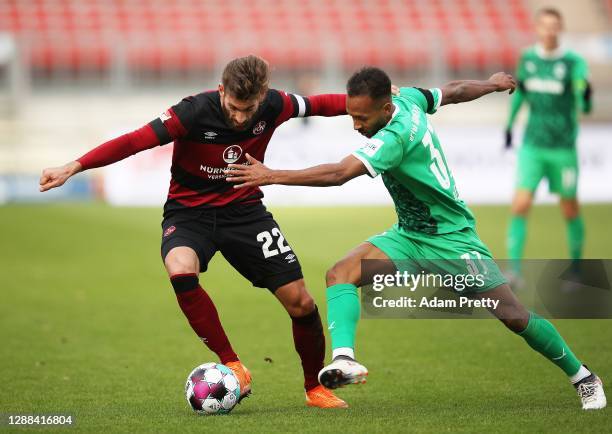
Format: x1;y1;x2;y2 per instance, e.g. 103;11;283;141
574;371;607;410
318;356;368;389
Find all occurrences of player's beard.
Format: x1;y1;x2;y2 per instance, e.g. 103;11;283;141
221;107;251;131
230;120;249;131
361;117;388;138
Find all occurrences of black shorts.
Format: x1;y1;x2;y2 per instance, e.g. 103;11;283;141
161;202;303;292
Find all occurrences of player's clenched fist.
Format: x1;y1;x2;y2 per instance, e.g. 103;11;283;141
488;72;517;94
39;161;82;192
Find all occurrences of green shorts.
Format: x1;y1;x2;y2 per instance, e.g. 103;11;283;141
367;225;507;293
517;145;578;198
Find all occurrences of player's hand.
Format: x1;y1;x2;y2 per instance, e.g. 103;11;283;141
225;154;273;189
391;85;400;96
488;72;517;94
39;161;82;192
504;129;513;149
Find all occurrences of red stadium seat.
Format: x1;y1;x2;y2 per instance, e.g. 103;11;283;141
2;0;533;73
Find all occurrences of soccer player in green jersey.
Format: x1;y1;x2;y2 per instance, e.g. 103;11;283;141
225;67;606;410
505;8;592;276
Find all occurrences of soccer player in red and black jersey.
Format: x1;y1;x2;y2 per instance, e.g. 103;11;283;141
39;55;348;408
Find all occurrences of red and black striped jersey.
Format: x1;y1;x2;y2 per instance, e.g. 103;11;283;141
77;89;346;214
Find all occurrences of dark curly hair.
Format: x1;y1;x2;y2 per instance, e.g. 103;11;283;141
346;67;391;101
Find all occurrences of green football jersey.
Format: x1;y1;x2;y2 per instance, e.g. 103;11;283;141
353;87;475;235
514;45;589;149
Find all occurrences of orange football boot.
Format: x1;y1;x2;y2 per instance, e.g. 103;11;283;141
305;385;348;408
226;361;252;403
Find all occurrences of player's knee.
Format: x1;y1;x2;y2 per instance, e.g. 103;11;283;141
290;293;315;317
497;304;529;332
283;290;315;317
276;280;316;317
560;199;580;219
502;316;529;333
511;191;533;216
511;199;531;216
164;250;199;276
563;209;580;220
165;259;195;276
326;262;350;286
325;266;337;286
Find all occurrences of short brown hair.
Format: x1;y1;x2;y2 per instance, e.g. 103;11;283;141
537;7;563;22
222;55;270;101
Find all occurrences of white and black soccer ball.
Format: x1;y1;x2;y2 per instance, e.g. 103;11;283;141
185;363;241;415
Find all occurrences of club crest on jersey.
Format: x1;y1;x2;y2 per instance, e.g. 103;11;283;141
163;226;176;237
223;145;243;163
554;62;566;79
253;121;266;135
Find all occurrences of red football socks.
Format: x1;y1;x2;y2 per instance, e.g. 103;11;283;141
291;306;325;391
171;274;239;365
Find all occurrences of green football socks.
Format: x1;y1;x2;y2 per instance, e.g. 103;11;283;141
518;312;582;376
326;283;360;352
327;289;584;378
508;215;584;268
567;216;584;260
507;215;527;273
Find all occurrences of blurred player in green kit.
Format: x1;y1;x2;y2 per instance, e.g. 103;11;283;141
505;8;592;276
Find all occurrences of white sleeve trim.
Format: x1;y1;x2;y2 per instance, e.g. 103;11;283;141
294;94;306;117
432;88;442;110
352;152;379;178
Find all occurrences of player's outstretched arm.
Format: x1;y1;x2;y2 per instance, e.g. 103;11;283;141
225;154;368;188
39;121;169;192
440;72;516;106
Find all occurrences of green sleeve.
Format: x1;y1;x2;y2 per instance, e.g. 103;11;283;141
572;56;591;114
399;87;442;114
352;129;404;178
506;87;525;129
506;53;526;129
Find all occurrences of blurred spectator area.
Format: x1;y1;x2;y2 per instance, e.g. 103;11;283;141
1;0;610;86
0;0;534;74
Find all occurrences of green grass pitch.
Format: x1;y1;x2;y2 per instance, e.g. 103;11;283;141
1;203;611;433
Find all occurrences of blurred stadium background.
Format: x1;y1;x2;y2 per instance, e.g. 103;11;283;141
0;0;611;206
